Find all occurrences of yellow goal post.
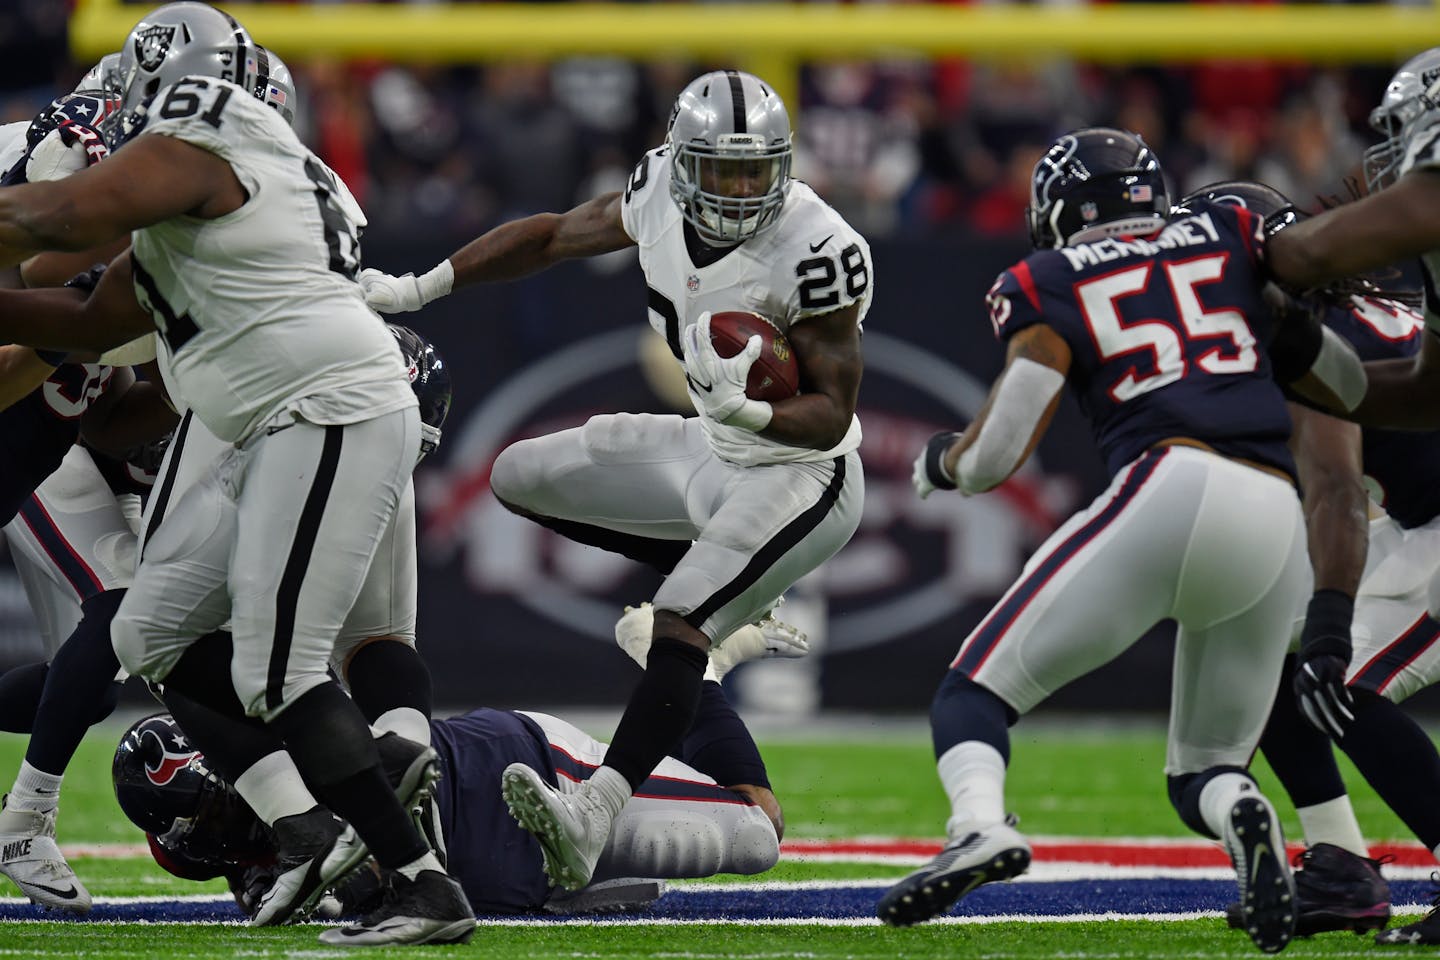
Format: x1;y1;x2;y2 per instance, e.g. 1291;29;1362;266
71;0;1440;127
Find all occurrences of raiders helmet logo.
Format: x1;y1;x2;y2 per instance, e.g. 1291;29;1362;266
135;25;177;73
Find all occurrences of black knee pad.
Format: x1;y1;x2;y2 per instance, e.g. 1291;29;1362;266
1167;765;1252;839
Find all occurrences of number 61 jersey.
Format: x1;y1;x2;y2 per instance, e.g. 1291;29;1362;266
620;146;873;467
128;76;415;445
987;199;1296;482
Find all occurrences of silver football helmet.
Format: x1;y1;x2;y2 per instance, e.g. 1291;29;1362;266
103;2;256;140
666;70;792;245
1364;47;1440;192
251;46;296;127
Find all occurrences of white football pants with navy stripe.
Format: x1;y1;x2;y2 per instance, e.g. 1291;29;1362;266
953;446;1308;776
132;409;421;677
111;407;420;718
491;413;862;644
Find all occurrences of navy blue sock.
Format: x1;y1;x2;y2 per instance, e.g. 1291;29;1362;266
1339;690;1440;850
0;662;50;733
930;670;1017;763
1259;655;1348;806
25;589;125;774
680;680;769;789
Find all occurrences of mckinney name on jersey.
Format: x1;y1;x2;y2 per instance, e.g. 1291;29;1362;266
1057;213;1224;271
127;76;414;445
621;146;871;468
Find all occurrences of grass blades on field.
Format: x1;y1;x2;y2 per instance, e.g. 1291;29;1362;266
0;716;1435;959
0;919;1406;959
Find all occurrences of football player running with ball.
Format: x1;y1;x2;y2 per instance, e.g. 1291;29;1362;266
360;71;869;892
888;128;1368;954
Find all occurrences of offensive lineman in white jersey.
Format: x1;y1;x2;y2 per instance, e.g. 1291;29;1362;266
360;70;870;890
0;2;471;946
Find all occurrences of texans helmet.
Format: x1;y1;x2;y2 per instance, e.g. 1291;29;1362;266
389;324;452;460
1178;180;1302;238
667;70;793;245
1027;127;1170;250
1365;47;1440;192
112;714;270;868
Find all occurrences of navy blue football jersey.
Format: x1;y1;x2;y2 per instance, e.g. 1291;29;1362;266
1322;296;1440;528
987;200;1295;480
428;709;554;914
0;362;113;524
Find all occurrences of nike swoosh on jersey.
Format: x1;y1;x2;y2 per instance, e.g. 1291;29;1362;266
25;881;79;900
809;235;834;253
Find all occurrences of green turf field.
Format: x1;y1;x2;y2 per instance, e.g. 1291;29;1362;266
0;715;1430;958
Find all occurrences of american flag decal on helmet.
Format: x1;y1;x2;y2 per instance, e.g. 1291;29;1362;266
1128;184;1153;203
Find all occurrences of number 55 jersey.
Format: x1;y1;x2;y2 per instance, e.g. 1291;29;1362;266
986;199;1295;481
126;76;414;445
620;145;872;467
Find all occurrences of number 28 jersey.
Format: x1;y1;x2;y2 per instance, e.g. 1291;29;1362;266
987;200;1295;481
621;146;872;467
128;77;415;445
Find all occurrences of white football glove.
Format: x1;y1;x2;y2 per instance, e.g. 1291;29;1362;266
26;124;103;183
912;431;963;500
614;602;809;683
680;311;773;432
358;260;454;314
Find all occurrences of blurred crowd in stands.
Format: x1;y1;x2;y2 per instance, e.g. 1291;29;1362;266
0;3;1398;241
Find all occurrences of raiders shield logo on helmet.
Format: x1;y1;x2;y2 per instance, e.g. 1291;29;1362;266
135;25;177;73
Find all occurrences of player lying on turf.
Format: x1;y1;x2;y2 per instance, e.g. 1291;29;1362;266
112;627;792;917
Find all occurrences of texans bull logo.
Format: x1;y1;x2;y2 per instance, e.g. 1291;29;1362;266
140;728;200;786
135;25;177;73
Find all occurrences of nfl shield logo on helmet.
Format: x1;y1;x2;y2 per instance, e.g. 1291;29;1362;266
1080;201;1099;222
1128;184;1154;203
135;25;177;72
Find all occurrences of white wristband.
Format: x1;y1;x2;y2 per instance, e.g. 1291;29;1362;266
417;259;455;305
723;398;774;432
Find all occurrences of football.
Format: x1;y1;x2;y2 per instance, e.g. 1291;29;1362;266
707;310;801;403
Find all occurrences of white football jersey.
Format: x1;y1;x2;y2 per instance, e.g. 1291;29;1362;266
621;146;871;467
1400;120;1440;333
128;76;415;444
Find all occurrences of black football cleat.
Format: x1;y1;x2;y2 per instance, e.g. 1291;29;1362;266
317;868;475;946
250;806;370;927
1377;873;1440;945
1225;842;1389;937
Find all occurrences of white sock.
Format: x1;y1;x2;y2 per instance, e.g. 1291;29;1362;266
587;766;633;820
1198;772;1260;838
372;707;430;746
234;751;319;827
9;761;62;813
1296;796;1369;857
936;741;1006;839
396;849;444;881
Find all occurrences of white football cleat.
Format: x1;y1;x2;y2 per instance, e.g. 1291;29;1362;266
501;763;611;891
0;799;91;913
876;819;1030;927
1223;793;1297;954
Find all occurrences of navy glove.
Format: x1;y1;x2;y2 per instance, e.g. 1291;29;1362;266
1293;589;1356;740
